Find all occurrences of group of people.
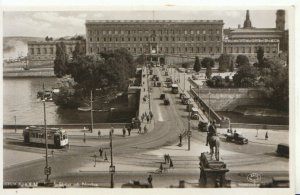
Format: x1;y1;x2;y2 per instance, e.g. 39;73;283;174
141;111;153;124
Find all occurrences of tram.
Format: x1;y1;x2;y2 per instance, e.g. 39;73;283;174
171;84;179;94
23;126;69;148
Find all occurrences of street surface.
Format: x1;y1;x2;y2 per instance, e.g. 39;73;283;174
3;67;289;188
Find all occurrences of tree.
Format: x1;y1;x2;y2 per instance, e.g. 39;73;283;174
257;46;264;67
205;65;212;79
229;60;235;72
236;55;249;67
260;59;288;111
54;42;69;78
201;57;215;68
218;54;234;72
193;56;201;73
135;54;146;65
45;36;49;41
233;64;258;88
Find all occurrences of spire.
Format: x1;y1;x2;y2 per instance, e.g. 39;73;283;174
243;10;252;28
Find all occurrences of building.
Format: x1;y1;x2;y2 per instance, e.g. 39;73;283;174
223;10;287;61
85;20;224;64
27;40;85;67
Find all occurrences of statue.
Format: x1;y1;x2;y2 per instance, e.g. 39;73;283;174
206;120;220;161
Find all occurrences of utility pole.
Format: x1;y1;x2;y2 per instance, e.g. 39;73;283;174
109;131;115;188
188;100;191;151
42;83;51;183
14;116;17;133
90;90;93;133
184;73;186;92
208;89;211;122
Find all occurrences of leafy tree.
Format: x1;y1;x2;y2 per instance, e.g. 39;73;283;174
260;59;288;111
257;46;264;67
201;57;215;68
54;42;69;78
135;54;146;65
236;55;249;67
45;36;49;41
218;54;234;72
233;64;258;87
193;56;201;72
205;65;212;79
229;60;234;72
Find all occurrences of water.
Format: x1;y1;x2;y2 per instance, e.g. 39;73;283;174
217;111;289;125
3;78;135;125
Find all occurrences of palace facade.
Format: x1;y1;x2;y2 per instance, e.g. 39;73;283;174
85;20;224;64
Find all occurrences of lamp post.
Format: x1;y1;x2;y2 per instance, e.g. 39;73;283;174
42;83;51;183
90;90;94;133
188;100;191;151
208;89;211;122
184;73;186;92
14;116;17;133
109;131;115;188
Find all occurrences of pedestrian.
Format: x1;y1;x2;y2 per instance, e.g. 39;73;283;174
169;158;174;168
164;154;167;164
159;163;163;173
104;151;108;161
122;127;126;137
141;114;145;122
147;174;153;186
166;154;170;164
265;131;269;140
146;115;150;123
93;154;97;167
98;130;101;138
128;127;131;136
111;126;114;135
178;133;182;147
99;148;103;157
138;125;142;134
149;111;153;120
83;132;86;143
144;125;148;133
51;150;54;157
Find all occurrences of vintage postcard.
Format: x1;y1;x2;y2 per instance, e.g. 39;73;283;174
0;2;297;195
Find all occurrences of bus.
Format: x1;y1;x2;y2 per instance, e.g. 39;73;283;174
171;84;179;94
23;126;69;148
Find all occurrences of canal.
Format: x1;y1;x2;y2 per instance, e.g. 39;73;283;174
3;78;135;125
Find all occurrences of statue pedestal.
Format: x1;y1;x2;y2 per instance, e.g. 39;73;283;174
199;152;230;187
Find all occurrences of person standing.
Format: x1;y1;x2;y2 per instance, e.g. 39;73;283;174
265;131;269;140
128;127;131;136
98;130;101;138
99;148;103;157
146;115;150;124
147;174;153;187
111;126;114;135
122;127;126;137
206;120;217;146
144;125;148;134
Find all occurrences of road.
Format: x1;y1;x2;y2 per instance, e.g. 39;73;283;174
3;66;289;188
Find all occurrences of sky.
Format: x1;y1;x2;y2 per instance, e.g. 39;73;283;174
3;9;287;38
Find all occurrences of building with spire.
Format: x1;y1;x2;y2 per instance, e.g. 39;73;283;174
223;10;288;61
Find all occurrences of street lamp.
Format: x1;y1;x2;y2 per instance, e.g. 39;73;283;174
188;100;191;151
42;83;51;183
109;131;115;188
90;90;94;133
208;89;211;122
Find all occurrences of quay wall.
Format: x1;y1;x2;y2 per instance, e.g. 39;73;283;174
3;69;55;78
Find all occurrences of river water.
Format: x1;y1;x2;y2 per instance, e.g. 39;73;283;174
3;78;135;125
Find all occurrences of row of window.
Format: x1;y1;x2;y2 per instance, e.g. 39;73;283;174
30;47;73;55
89;36;221;42
89;46;221;54
88;29;220;36
224;46;278;53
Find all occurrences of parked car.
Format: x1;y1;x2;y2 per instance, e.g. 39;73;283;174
276;143;289;158
186;103;193;112
160;93;166;100
198;120;208;132
181;96;190;105
191;107;200;120
122;180;152;188
225;132;248;144
260;177;289;188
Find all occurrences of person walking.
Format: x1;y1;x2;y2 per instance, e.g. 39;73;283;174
141;114;145;122
169;158;174;168
111;126;114;135
128;127;131;136
99;148;103;158
149;111;153;121
138;125;142;134
122;127;126;137
144;125;148;134
265;131;269;140
98;130;101;138
147;174;153;187
146;115;150;124
104;151;108;161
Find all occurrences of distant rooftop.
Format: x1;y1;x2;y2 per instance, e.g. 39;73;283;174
224;39;280;43
86;20;224;24
228;28;283;33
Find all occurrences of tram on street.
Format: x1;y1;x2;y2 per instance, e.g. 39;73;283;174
171;84;179;94
23;126;69;148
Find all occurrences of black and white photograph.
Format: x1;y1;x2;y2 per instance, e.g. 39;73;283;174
1;1;298;194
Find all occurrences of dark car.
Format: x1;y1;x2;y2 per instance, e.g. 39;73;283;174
160;93;166;100
198;120;208;132
225;132;248;144
164;98;170;105
276;143;289;158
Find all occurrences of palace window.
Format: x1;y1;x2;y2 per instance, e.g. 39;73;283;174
128;37;130;41
108;31;112;34
160;37;162;41
134;37;136;41
115;30;118;34
197;30;200;35
90;38;92;41
197;47;200;52
172;37;175;41
98;47;100;53
209;47;213;52
50;48;53;54
146;37;149;41
242;47;245;53
203;30;206;34
191;37;194;41
185;37;188;41
90;47;93;52
140;37;142;41
184;30;187;35
127;30;130;34
121;30;124;35
97;37;99;42
104;38;106;42
37;48;41;54
31;48;34;54
217;47;220;52
203;47;206;52
109;38;112;42
165;37;168;41
203;36;206;41
122;37;124;42
185;47;187;52
134;48;136;53
191;47;194;52
44;48;47;54
191;30;194;34
115;38;118;42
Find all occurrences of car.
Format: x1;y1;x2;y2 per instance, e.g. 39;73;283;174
225;132;248;144
181;96;190;105
164;98;170;105
190;107;200;120
160;93;166;100
186;103;193;112
198;120;208;132
260;177;289;188
276;143;289;158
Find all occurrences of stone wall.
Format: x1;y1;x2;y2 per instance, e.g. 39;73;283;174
195;88;267;111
